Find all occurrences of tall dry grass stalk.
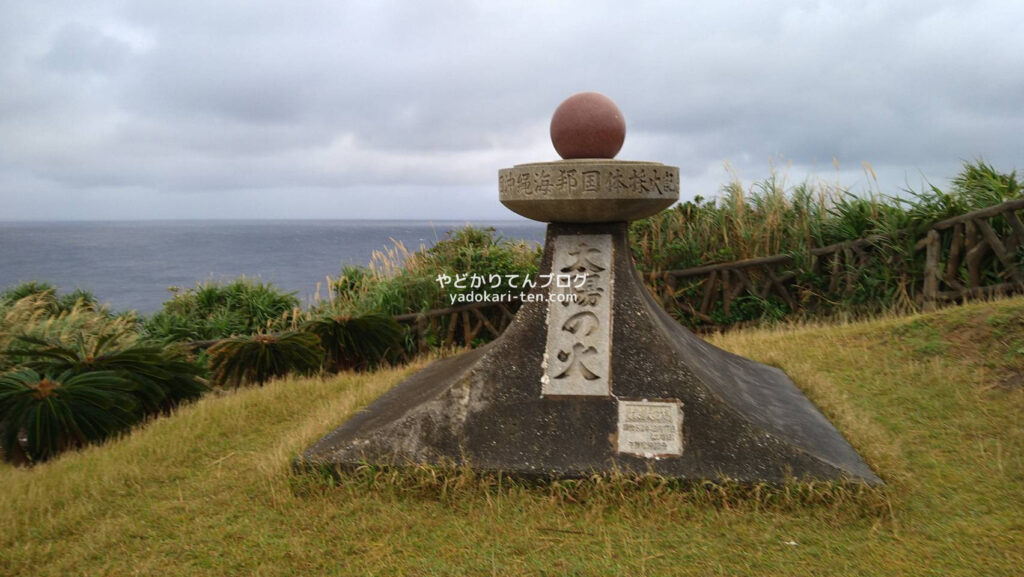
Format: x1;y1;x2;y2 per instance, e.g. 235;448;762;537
0;295;138;368
630;165;844;273
368;239;417;279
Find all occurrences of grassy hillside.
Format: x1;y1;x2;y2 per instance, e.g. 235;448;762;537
1;298;1021;576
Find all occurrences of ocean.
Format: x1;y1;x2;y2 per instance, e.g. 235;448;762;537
0;220;547;314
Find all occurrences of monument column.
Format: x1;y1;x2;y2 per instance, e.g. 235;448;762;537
300;93;880;484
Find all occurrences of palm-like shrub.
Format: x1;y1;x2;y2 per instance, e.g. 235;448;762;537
0;296;139;373
207;331;322;388
0;287;208;464
0;282;101;315
907;160;1021;224
1;282;61;313
418;227;541;299
302;312;404;372
0;369;139;464
328;228;541;316
951;160;1020;208
145;279;300;342
5;333;206;415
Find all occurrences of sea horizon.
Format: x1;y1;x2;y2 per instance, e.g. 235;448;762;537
0;219;546;314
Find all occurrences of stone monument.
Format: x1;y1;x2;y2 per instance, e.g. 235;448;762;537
299;92;881;484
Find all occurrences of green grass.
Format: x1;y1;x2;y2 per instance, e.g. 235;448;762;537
1;298;1022;576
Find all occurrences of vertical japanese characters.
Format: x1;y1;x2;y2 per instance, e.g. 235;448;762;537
542;234;614;396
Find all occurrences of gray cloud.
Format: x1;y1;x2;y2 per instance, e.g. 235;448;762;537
0;0;1021;220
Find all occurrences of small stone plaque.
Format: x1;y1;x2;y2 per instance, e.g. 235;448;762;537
541;234;613;396
617;400;683;458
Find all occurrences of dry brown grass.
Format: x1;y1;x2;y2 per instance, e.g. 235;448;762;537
1;299;1022;576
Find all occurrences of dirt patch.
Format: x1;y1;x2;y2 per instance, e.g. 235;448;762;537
997;369;1024;390
885;299;1024;387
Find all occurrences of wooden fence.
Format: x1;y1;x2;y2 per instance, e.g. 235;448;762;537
393;299;522;353
392;198;1023;348
654;198;1024;327
187;199;1024;354
650;233;897;326
919;199;1024;309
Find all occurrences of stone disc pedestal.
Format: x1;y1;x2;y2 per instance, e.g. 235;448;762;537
298;93;880;484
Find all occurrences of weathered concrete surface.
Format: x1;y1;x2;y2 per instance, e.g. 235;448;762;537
499;160;678;223
299;223;882;484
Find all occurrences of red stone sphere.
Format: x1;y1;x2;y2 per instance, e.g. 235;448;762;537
549;92;626;159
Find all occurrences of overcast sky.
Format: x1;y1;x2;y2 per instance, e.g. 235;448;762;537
1;0;1021;221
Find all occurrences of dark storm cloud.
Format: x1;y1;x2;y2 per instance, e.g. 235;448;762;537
0;0;1021;220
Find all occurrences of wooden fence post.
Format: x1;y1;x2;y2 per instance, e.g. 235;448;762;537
415;315;427;355
923;229;941;311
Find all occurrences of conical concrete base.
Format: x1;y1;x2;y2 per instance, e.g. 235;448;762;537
300;223;881;484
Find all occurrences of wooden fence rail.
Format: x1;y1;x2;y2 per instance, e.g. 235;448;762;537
189;199;1023;353
395;199;1022;345
918;198;1024;308
393;298;522;352
656;198;1024;327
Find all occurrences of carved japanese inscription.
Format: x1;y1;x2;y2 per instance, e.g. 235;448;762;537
616;400;683;458
499;162;679;199
541;234;613;396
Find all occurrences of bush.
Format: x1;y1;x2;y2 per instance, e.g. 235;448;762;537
630;159;1019;327
0;294;140;373
145;279;300;342
0;288;206;464
302;312;405;372
1;282;101;315
6;333;206;415
630;159;1019;276
905;159;1021;224
327;227;541;316
0;369;139;464
207;331;323;388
